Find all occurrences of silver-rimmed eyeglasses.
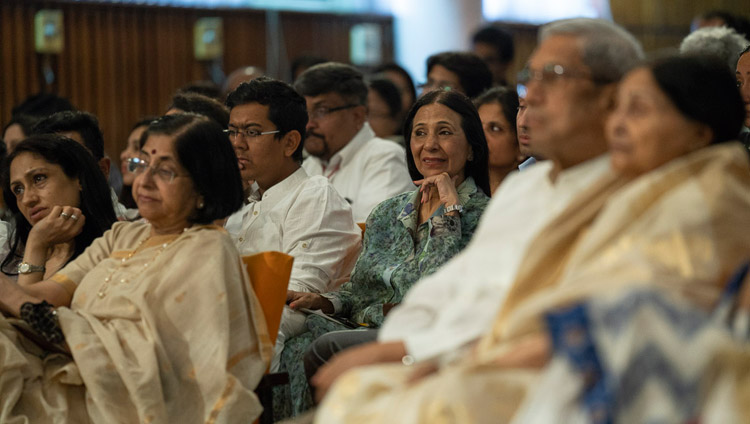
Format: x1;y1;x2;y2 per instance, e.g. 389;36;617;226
223;128;280;140
127;157;182;184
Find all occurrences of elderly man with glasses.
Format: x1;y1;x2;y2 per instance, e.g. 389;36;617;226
223;77;361;372
295;62;414;223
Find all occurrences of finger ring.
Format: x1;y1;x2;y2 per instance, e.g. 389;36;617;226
60;212;70;219
70;214;79;221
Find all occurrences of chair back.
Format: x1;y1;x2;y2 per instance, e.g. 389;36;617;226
242;251;294;345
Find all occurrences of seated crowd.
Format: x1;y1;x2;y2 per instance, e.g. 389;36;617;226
0;14;749;424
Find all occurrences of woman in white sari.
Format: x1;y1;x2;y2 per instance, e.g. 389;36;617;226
315;55;750;423
0;114;271;423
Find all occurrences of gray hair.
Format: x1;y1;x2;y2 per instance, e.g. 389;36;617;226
679;26;750;70
540;18;644;84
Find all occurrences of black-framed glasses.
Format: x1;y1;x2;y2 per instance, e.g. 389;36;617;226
223;128;280;140
127;157;182;184
308;104;359;121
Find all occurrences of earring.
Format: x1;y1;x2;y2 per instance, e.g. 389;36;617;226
198;201;205;209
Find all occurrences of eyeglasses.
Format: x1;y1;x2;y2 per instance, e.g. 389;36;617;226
127;157;183;184
307;104;359;121
516;63;610;98
223;127;280;140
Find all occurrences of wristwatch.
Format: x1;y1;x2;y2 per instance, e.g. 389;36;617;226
444;204;464;215
17;262;45;274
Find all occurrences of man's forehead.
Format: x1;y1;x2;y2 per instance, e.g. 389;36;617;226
528;34;586;68
229;102;270;124
305;92;345;107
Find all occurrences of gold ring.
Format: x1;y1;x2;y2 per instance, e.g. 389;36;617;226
60;212;70;219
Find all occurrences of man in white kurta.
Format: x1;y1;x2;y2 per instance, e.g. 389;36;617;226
295;63;414;223
225;78;361;370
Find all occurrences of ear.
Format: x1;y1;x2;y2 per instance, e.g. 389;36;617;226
98;157;111;179
282;130;302;158
690;123;714;150
597;83;619;113
352;104;367;128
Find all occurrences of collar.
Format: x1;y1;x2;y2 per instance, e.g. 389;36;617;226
550;154;610;187
397;177;478;230
247;167;308;211
321;122;376;170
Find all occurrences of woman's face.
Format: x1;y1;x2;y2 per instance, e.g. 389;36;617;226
132;134;201;233
9;152;81;226
737;52;750;127
367;88;400;138
120;125;147;186
410;103;471;183
3;124;26;153
606;68;711;177
478;102;520;169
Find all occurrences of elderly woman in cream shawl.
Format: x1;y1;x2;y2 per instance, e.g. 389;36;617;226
0;114;271;423
314;54;750;423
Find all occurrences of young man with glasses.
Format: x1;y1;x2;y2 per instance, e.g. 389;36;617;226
294;62;414;223
224;77;362;371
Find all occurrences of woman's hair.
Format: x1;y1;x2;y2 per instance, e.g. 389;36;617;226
425;52;493;98
368;78;402;120
1;135;117;274
474;86;520;138
403;90;491;196
373;62;417;107
139;113;244;224
649;55;745;144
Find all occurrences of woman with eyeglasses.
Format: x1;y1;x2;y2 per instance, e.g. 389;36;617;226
1;135;117;285
0;114;270;422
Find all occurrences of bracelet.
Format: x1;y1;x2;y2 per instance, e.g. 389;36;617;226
402;354;416;366
20;300;65;345
444;204;463;215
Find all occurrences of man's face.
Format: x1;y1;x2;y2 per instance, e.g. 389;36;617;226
473;41;508;85
522;34;609;169
304;92;365;162
229;102;290;191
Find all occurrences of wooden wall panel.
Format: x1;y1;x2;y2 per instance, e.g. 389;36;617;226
0;0;392;161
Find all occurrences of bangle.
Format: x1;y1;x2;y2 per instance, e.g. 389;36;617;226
20;300;65;345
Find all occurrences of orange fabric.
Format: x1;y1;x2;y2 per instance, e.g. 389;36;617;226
357;223;366;238
242;252;294;346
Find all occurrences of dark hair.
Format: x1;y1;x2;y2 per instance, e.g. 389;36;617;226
291;55;328;81
294;62;368;106
650;55;745;144
426;52;493;99
741;44;750;59
403;90;491;196
1;135;117;274
226;77;308;163
474;86;520;138
140;114;244;223
178;80;223;101
31;111;105;161
368;78;402;119
11;93;75;118
132;116;158;131
472;25;515;63
3;114;38;140
373;62;417;107
168;92;229;128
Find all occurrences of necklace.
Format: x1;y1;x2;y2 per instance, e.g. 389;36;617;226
97;230;182;299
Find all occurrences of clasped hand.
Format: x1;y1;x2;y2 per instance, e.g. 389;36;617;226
413;172;460;207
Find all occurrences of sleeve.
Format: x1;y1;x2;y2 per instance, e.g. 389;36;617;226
282;183;362;293
349;144;415;223
50;222;120;295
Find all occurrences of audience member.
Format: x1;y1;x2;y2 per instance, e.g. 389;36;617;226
291;55;328;82
224;77;361;371
165;91;229;128
516;96;539;169
1;135;117;282
2;114;37;153
421;51;493;98
310;17;644;416
295;62;414;222
118;117;156;211
223;66;265;98
474;86;522;192
31;111;130;220
366;77;403;142
10;93;75;119
472;25;515;86
280;90;491;415
373;62;417;122
692;9;750;38
177;80;222;101
680;26;749;70
0;113;270;422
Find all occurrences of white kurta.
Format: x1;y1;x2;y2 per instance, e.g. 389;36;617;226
302;123;415;223
378;155;612;362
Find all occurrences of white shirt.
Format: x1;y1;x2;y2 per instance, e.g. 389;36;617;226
378;155;611;362
225;167;361;293
302;122;414;223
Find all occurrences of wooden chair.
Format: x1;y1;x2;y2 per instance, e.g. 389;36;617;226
242;252;294;424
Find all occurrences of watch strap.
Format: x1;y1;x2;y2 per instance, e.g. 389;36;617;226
18;262;46;274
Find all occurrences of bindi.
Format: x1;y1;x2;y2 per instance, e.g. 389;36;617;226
151;149;157;154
